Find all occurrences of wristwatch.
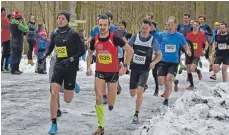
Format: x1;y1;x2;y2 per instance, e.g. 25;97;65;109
69;57;74;62
123;64;129;68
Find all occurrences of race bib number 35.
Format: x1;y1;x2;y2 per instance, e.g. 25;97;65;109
98;54;112;64
165;45;176;52
218;43;227;50
56;46;68;58
133;54;146;64
193;43;198;49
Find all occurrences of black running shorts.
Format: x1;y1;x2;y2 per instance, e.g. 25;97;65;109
214;56;229;65
95;72;119;83
51;63;77;90
185;57;200;66
158;61;178;76
129;70;149;89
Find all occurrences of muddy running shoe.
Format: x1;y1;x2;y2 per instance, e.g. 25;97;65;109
153;89;158;96
57;109;62;117
197;71;203;80
186;85;194;90
93;126;104;135
163;99;168;106
174;80;179;92
132;115;139;124
178;64;185;74
103;95;107;104
210;74;216;80
144;84;148;93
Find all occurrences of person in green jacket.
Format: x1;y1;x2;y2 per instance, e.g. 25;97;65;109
10;11;29;75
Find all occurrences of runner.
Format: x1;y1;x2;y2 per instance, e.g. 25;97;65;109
39;10;85;134
128;19;162;123
199;15;212;71
185;20;209;90
175;13;193;91
86;14;134;135
158;17;191;106
210;22;229;82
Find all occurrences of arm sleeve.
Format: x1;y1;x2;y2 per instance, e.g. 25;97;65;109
113;35;126;47
128;35;137;47
205;25;212;36
18;22;29;33
45;31;56;56
89;38;95;51
71;32;85;60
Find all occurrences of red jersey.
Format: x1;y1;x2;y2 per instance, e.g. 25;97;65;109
95;32;120;72
186;31;206;57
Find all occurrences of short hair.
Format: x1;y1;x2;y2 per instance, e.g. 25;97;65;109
1;7;6;13
183;13;191;18
168;16;177;24
193;20;200;25
105;12;113;20
199;15;206;20
98;14;110;25
220;22;228;28
151;21;157;28
119;21;127;28
142;18;152;26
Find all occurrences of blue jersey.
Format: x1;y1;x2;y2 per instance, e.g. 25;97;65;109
90;24;124;58
177;23;193;37
158;31;187;63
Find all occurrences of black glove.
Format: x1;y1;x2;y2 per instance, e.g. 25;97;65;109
39;55;46;64
60;57;74;67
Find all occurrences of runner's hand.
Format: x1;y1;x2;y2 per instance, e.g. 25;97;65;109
150;62;156;70
186;51;191;57
202;50;206;55
86;68;92;76
119;66;127;76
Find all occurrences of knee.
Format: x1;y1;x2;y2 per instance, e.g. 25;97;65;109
64;97;72;103
96;94;103;103
130;90;136;97
136;89;143;99
222;65;228;72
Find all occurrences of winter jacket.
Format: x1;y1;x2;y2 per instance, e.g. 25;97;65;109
1;15;11;42
34;38;49;57
27;21;37;41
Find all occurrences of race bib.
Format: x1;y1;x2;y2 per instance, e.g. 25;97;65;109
98;54;112;64
218;43;227;50
133;54;146;65
193;43;198;49
56;46;68;58
165;45;176;52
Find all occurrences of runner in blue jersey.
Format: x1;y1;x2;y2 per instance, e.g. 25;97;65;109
157;18;191;106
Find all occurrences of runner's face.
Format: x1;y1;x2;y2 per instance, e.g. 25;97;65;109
57;14;68;27
141;23;150;35
99;19;109;34
167;20;176;32
30;16;35;23
1;10;6;16
199;17;205;24
118;23;125;30
219;25;227;34
193;22;200;31
183;16;190;24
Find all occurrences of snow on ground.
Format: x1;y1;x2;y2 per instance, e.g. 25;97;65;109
1;55;229;135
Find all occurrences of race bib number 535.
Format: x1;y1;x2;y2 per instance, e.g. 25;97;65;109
98;54;112;64
56;46;68;58
165;45;176;53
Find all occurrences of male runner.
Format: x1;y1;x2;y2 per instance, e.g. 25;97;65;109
210;22;229;82
158;17;191;106
86;14;134;135
128;19;162;123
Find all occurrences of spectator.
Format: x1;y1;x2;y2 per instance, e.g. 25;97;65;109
27;15;37;65
10;11;29;75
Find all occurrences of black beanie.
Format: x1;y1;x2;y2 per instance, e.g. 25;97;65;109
58;10;70;22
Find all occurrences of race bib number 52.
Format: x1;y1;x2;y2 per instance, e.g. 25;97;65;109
133;54;146;64
98;54;112;64
218;43;227;50
165;45;176;52
56;46;68;58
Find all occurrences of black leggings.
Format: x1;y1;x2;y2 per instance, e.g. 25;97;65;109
27;39;36;60
152;63;159;90
1;40;11;70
